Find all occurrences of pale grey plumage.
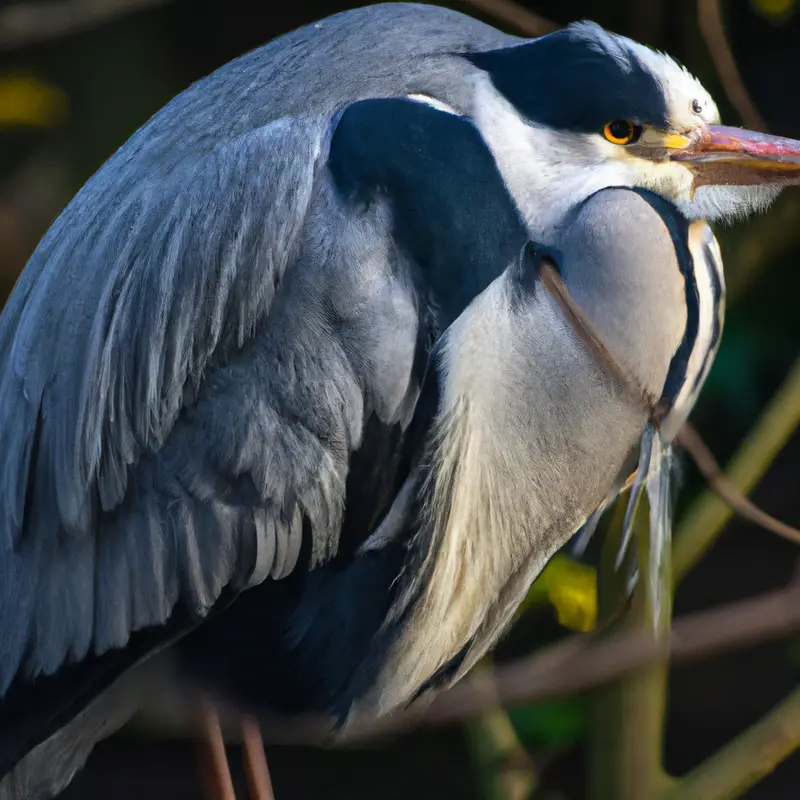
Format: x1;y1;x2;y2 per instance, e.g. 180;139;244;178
354;188;694;718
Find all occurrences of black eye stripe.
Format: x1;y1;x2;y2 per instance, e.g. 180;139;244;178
465;26;670;134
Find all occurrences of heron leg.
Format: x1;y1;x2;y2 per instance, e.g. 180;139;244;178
197;700;237;800
241;716;275;800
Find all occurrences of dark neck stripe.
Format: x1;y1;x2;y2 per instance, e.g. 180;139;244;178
608;189;700;414
691;239;724;394
660;229;700;409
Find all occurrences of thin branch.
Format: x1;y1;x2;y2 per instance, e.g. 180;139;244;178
698;0;768;130
676;422;800;545
664;687;800;800
673;354;800;583
588;501;670;800
540;262;666;419
132;585;800;750
464;698;538;800
458;0;557;37
541;260;800;548
0;0;171;52
337;583;800;742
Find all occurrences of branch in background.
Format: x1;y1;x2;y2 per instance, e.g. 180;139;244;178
676;422;800;545
588;498;671;800
130;584;800;749
541;259;800;551
465;701;538;800
338;583;800;741
0;0;560;51
460;650;538;800
673;354;800;583
698;0;768;130
0;0;171;52
459;0;557;37
664;687;800;800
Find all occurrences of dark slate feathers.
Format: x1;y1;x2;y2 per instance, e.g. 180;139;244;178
328;98;527;325
0;117;334;776
0;27;528;776
0;0;514;727
0;116;329;697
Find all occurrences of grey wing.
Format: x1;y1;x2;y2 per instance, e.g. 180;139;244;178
0;114;345;698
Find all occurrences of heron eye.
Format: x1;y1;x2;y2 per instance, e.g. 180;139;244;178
603;120;641;145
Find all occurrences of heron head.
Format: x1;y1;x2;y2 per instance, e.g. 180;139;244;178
467;22;800;228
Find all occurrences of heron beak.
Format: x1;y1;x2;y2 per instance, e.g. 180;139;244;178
669;125;800;186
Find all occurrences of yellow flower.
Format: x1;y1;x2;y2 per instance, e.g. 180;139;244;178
0;75;67;128
750;0;795;21
516;554;598;632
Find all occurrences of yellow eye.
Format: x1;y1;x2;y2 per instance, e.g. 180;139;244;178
603;119;639;145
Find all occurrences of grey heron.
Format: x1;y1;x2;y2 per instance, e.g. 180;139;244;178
1;3;799;798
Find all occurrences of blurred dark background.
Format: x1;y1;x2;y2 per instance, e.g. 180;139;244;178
1;1;798;798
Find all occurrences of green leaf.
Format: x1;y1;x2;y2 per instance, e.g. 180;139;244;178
509;697;588;749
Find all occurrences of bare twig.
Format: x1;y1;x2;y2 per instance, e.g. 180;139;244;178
541;260;800;548
0;0;171;51
674;354;800;583
0;0;559;51
677;423;800;545
698;0;768;130
588;498;671;800
540;262;666;418
133;584;800;749
459;0;557;37
464;698;538;800
664;687;800;800
337;583;800;741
